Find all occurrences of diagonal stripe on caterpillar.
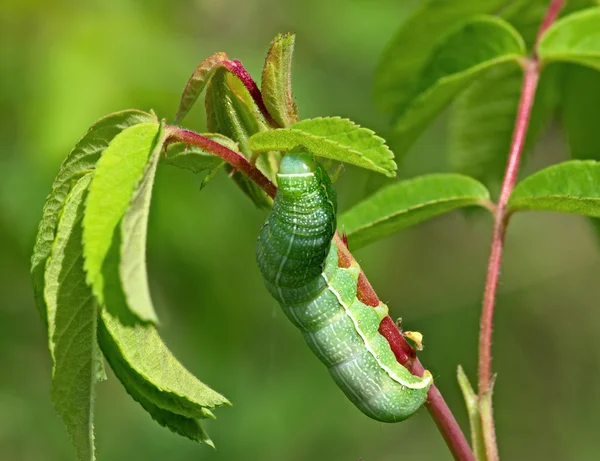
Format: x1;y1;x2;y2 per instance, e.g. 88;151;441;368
256;152;432;422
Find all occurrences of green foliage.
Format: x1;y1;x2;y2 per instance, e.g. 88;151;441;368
161;134;238;190
44;173;102;461
538;7;600;71
174;52;229;124
340;174;490;249
457;366;486;461
119;125;165;324
501;0;548;48
509;160;600;216
561;65;600;161
373;0;511;116
25;13;600;460
83;122;163;321
34;113;232;459
96;329;215;445
98;237;229;446
249;116;397;177
98;277;230;417
449;63;523;185
261;33;299;127
449;62;561;186
386;16;526;156
31;109;156;323
162;142;225;173
206;68;273;208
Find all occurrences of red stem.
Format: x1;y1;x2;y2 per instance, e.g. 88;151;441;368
478;59;540;396
478;0;565;398
477;0;565;458
335;234;475;461
165;127;277;198
535;0;566;48
167;125;474;460
223;59;280;128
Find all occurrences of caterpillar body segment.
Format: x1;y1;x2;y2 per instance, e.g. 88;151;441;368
256;152;432;422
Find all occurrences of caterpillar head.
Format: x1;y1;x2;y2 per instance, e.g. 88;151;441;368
277;152;326;196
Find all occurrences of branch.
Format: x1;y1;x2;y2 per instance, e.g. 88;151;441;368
477;1;565;459
478;59;540;396
164;127;277;198
535;0;567;48
167;125;474;460
335;234;475;461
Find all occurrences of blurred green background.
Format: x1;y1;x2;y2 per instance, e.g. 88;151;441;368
2;0;599;460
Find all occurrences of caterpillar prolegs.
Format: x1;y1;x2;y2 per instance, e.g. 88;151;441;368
256;152;432;422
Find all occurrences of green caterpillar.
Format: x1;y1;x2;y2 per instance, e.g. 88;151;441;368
256;152;432;422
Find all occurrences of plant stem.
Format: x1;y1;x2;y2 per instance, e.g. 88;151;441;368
168;126;475;460
535;0;566;48
164;127;277;198
334;234;475;461
477;53;539;461
477;0;565;459
478;58;540;396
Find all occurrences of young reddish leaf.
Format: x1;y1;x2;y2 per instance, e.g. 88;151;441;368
261;33;299;127
174;52;229;124
206;68;273;208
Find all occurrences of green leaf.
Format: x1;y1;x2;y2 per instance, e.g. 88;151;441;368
538;8;600;72
457;366;486;461
162;133;238;174
449;63;522;186
509;160;600;216
119;123;168;324
248;116;397;178
206;68;273;208
97;315;215;446
449;61;560;186
31;109;155;323
83;122;162;305
340;174;490;249
373;0;512;116
174;52;229;123
503;0;600;48
561;65;600;161
97;230;230;414
261;33;299;127
388;16;526;157
44;173;103;461
206;69;268;156
162;142;224;174
501;0;547;49
161;134;240;190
